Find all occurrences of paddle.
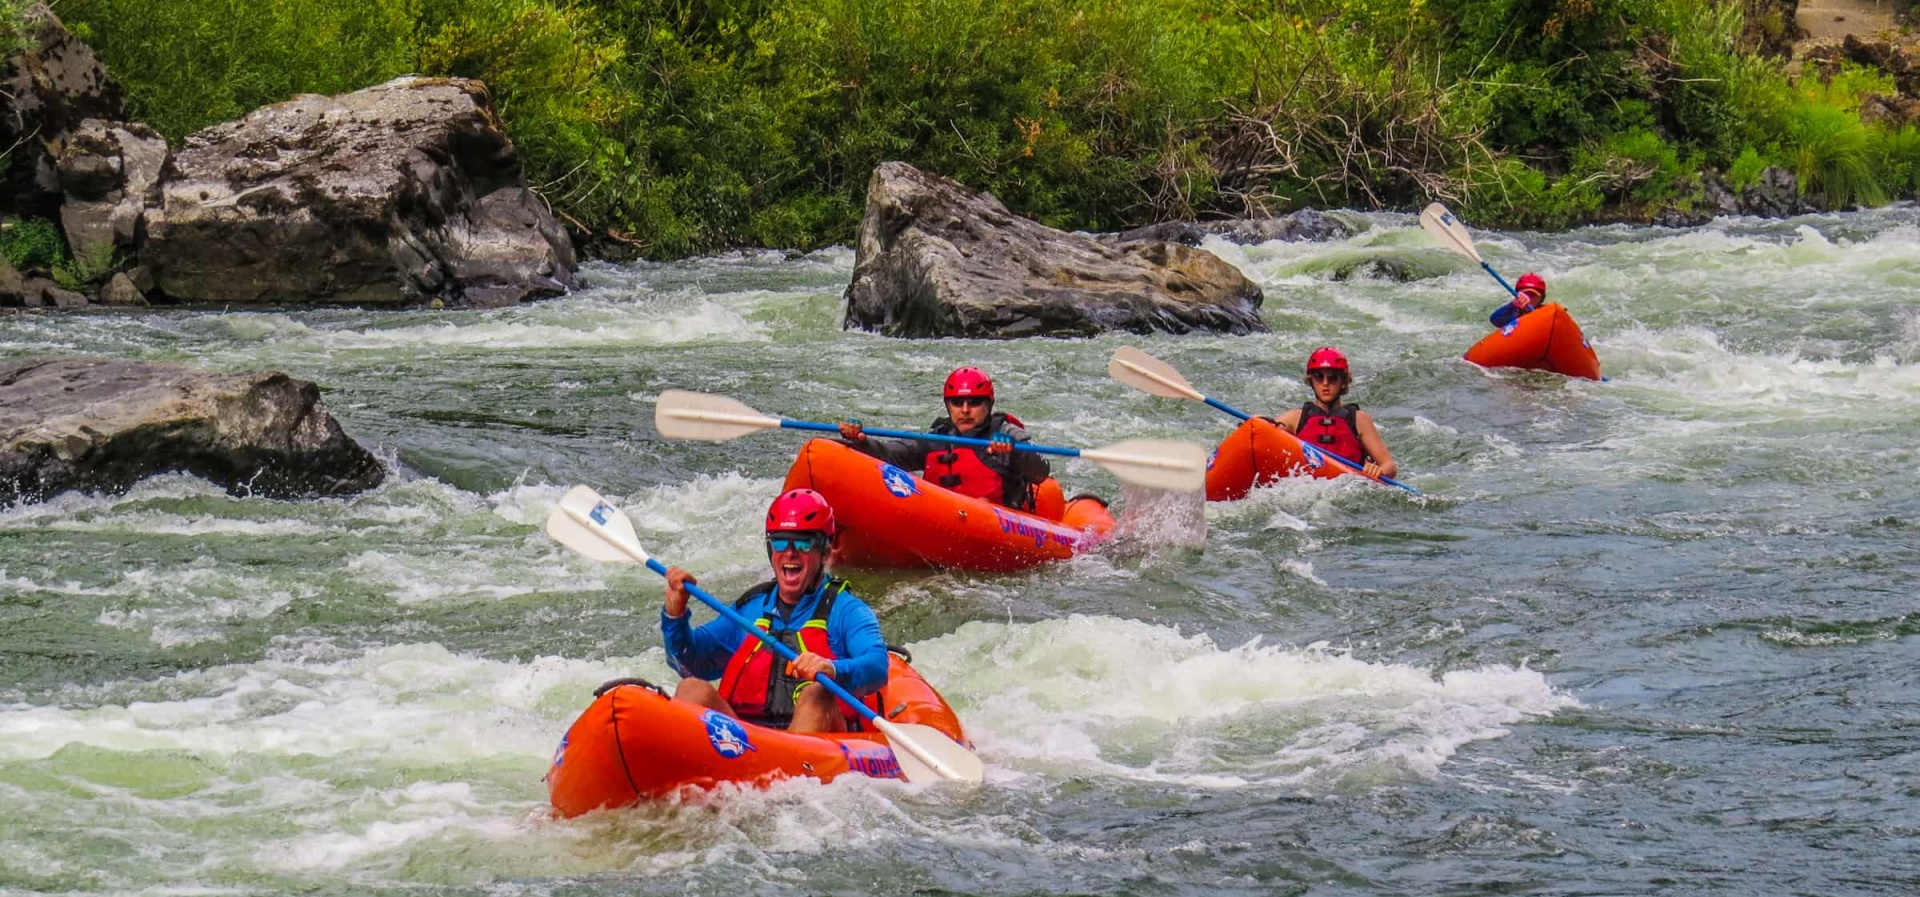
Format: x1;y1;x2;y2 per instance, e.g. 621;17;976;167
1419;202;1517;297
654;389;1205;493
1106;346;1421;495
545;484;985;785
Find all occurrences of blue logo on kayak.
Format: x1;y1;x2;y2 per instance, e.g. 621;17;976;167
1299;443;1327;469
1501;322;1518;336
1205;448;1217;471
703;711;756;759
552;733;567;768
880;464;919;498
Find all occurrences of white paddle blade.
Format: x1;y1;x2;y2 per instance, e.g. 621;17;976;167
1108;346;1205;401
1419;202;1483;263
875;720;985;784
654;389;783;442
545;485;648;564
1080;438;1208;492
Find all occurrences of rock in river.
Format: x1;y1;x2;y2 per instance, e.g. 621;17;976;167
843;162;1265;338
0;356;385;506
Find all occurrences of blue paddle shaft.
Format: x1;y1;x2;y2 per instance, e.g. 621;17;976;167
780;419;1080;458
645;557;879;724
1204;397;1252;421
1483;261;1517;297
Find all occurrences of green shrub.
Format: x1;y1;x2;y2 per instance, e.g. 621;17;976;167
1571;129;1686;205
1726;145;1772;190
53;245;117;291
0;217;68;272
0;0;34;58
1876;126;1920;198
47;0;1920;255
1782;100;1885;208
53;0;415;140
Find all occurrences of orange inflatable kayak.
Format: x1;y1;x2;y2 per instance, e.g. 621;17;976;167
547;653;966;815
1205;416;1382;501
1463;302;1602;380
781;439;1115;572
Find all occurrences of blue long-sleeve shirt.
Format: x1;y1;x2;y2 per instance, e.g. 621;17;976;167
1490;300;1534;329
660;578;889;696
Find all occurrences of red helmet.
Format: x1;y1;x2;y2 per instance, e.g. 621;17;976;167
765;488;835;537
943;366;995;400
1305;347;1350;375
1516;272;1546;298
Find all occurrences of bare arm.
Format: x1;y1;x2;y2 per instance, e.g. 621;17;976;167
1354;411;1398;480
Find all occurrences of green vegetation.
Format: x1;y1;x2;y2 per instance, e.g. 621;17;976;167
39;0;1920;258
0;217;67;272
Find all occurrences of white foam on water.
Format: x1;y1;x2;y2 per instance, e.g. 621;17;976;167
0;570;117;598
93;566;315;647
913;615;1575;791
575;472;784;585
34;511;330;539
261;781;527;873
1276;559;1327;586
0;641;621;763
0;474;231;529
1204;470;1374;524
1608;325;1919;414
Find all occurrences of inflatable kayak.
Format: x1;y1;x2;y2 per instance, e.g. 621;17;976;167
781;439;1115;572
1205;416;1382;501
1463;302;1602;380
547;653;966;815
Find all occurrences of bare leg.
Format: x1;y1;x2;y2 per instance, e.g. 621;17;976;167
673;678;740;717
788;682;849;733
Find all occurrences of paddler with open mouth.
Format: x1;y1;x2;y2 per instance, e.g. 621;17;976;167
660;488;888;733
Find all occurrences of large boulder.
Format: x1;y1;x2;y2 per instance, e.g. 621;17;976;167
843;162;1265;338
56;118;166;270
142;76;578;307
0;356;385;506
0;3;126;218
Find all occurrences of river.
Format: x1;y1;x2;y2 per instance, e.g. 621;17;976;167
3;210;1917;895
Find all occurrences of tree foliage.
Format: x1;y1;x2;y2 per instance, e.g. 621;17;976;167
46;0;1920;257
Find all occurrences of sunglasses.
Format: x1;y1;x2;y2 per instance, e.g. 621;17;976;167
1307;371;1347;383
946;396;990;408
766;534;825;554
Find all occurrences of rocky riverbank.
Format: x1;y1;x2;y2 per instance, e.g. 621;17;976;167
0;5;577;310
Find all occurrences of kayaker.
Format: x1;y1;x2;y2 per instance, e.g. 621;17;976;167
1271;347;1399;480
834;366;1051;510
1489;272;1547;329
659;488;888;734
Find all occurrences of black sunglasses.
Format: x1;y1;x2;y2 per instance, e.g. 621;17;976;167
766;534;824;554
1306;371;1347;383
946;396;990;408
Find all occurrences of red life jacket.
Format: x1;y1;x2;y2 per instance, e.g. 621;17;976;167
1295;402;1369;464
717;578;881;729
924;413;1033;508
925;444;1006;503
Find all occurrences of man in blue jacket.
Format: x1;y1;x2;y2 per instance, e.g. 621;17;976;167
660;488;887;733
